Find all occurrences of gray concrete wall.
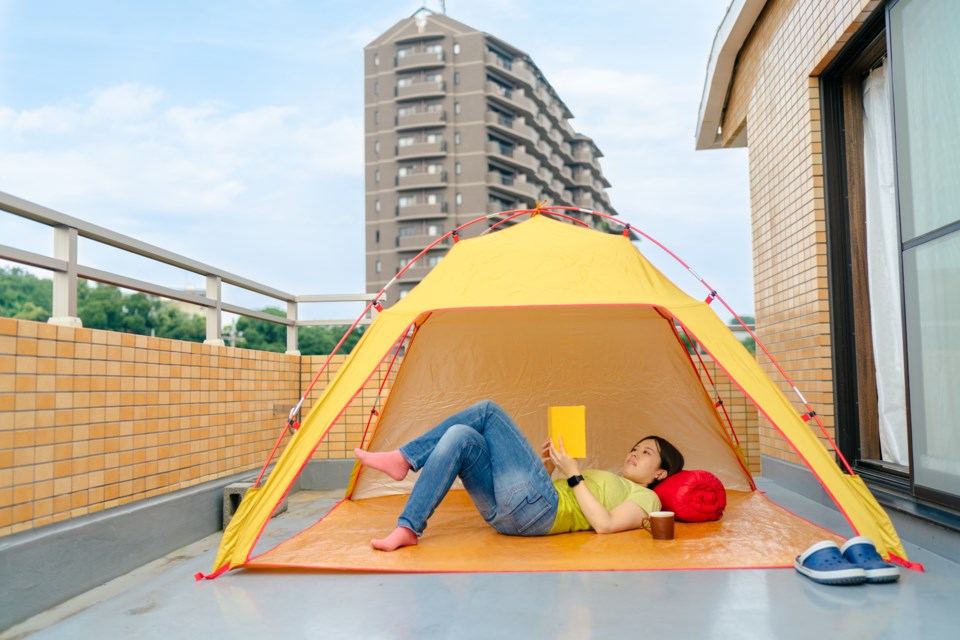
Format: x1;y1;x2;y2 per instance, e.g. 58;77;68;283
0;459;353;631
762;455;960;564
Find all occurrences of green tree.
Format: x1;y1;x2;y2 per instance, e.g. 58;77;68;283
299;324;366;356
728;315;757;355
0;267;52;320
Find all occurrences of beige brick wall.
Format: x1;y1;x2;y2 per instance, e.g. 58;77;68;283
0;317;301;536
720;0;882;465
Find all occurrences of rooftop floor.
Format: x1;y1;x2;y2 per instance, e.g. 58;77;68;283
4;478;960;640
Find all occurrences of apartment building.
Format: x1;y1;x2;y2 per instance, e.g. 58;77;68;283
364;10;618;301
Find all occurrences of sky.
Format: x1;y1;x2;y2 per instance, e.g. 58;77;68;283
0;0;753;320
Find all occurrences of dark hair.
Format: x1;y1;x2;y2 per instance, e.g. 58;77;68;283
635;435;684;488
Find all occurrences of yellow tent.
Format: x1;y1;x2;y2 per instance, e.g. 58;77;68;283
204;213;905;578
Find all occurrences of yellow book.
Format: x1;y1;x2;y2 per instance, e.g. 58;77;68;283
548;405;586;458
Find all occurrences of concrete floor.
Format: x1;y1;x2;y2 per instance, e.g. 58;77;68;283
4;479;960;640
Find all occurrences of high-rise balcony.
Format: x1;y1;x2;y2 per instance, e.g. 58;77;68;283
396;140;447;159
484;112;535;144
397;170;447;189
395;50;446;70
573;170;595;187
485;81;534;114
484;52;534;87
396;110;446;130
395;201;448;220
397;233;452;251
396;80;446;100
487;171;538;200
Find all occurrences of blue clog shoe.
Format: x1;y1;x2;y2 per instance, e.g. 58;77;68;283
794;540;867;585
841;536;901;583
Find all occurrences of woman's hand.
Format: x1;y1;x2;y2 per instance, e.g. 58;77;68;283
543;437;581;478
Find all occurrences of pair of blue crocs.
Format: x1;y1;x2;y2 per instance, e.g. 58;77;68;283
794;536;900;585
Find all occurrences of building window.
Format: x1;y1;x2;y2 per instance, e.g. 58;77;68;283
399;257;412;269
398;136;416;147
454;71;460;85
398;165;415;177
427;224;441;236
455;162;462;175
374;140;380;154
398;195;416;208
399;225;417;237
453;42;460;55
455;192;463;206
374;110;379;124
454;131;461;145
399;289;410;299
374;169;380;183
375;259;381;273
373;81;379;95
454;101;461;115
375;199;381;212
427;255;443;267
397;105;417;117
822;0;960;508
374;53;379;66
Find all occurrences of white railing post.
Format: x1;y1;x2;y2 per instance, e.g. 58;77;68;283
204;274;224;346
49;225;82;327
286;300;300;355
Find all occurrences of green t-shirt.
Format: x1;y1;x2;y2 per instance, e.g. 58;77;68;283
549;469;661;534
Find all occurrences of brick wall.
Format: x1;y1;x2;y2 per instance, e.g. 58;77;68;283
0;317;301;536
719;0;882;465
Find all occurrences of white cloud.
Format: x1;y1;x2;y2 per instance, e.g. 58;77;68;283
0;83;366;300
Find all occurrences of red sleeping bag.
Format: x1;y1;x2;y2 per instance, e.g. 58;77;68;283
652;469;727;522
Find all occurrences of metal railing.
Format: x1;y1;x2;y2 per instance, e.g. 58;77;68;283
0;191;375;354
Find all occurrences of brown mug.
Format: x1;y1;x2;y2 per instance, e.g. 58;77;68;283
649;511;675;540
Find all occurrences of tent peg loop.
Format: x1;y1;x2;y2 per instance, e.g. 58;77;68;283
704;290;718;304
802;411;817;422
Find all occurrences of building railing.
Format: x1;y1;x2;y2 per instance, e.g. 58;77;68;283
0;191;375;354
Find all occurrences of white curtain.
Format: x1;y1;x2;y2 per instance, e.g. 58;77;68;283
862;62;909;465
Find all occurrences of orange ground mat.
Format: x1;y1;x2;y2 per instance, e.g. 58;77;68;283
244;490;844;573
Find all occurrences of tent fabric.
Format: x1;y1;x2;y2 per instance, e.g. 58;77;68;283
209;214;906;577
244;490;843;573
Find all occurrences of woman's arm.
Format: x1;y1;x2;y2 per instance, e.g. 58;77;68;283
547;439;649;534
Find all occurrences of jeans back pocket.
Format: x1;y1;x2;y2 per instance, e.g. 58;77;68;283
502;483;554;535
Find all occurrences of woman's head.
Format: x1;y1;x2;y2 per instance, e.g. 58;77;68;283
622;436;684;488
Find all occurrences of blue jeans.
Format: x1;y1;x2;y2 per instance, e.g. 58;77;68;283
397;400;559;537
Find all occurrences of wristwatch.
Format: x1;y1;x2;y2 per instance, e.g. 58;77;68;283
567;474;585;488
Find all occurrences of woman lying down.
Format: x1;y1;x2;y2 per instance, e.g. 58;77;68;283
354;400;685;551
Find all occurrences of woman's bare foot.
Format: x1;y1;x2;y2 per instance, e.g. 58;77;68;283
354;448;411;481
371;526;419;551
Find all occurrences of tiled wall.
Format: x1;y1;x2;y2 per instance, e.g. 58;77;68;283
2;317;758;536
720;0;881;465
0;317;305;536
697;356;761;476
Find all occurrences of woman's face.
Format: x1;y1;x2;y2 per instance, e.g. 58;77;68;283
622;438;667;487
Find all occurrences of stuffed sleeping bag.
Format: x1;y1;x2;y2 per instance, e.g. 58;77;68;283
652;469;727;522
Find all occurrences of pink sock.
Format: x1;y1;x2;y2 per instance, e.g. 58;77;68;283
354;448;411;481
372;526;418;551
